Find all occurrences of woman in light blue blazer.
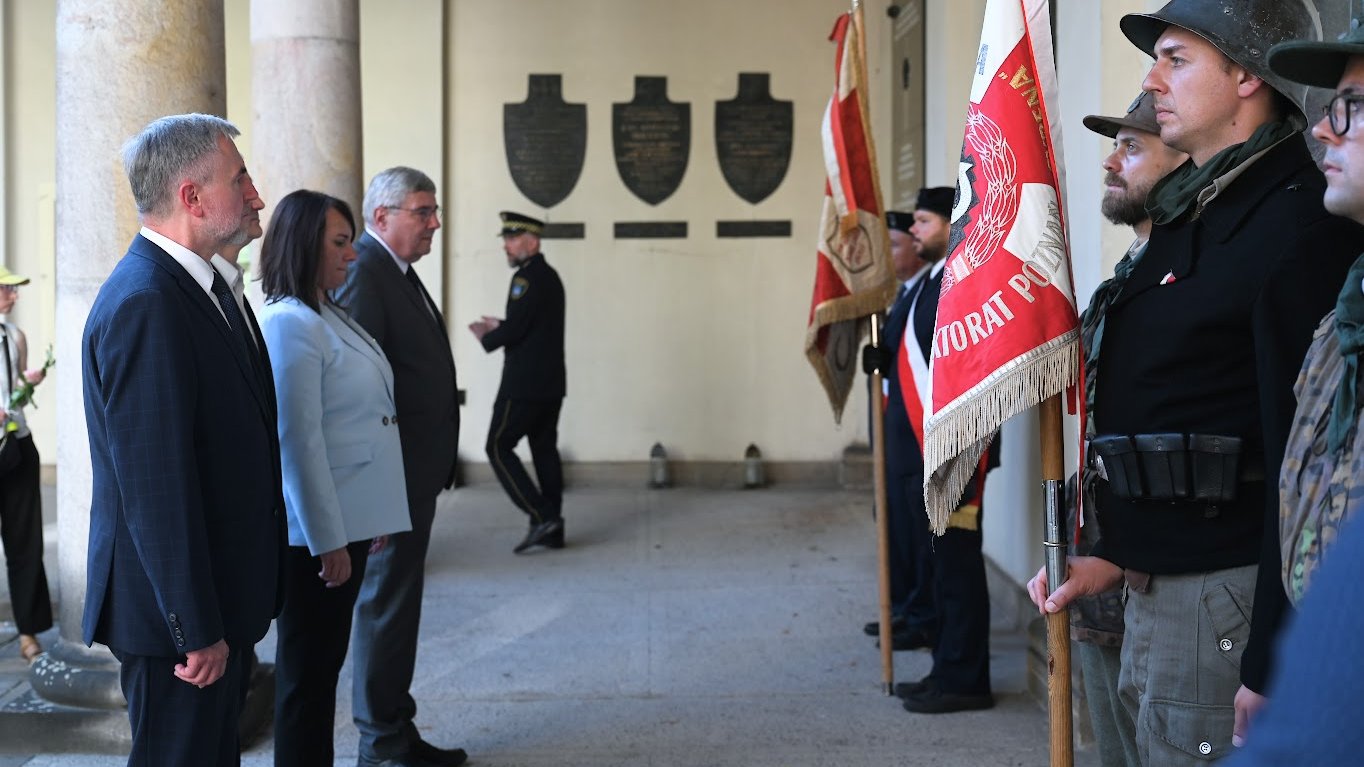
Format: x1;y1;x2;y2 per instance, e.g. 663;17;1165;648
258;190;411;767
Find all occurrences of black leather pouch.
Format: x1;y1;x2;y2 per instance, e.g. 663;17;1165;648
1189;434;1242;504
1134;433;1189;501
1092;435;1142;500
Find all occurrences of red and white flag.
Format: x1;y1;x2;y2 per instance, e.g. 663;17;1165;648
804;7;896;423
922;0;1079;532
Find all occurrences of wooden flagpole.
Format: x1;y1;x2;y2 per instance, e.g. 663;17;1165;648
1039;394;1074;766
850;0;894;695
872;307;894;690
869;312;895;694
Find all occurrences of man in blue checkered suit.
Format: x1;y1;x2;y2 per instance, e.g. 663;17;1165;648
81;113;285;766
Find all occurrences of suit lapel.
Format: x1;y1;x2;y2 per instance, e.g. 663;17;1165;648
321;303;396;402
357;234;440;329
242;299;277;422
128;236;274;423
911;268;943;363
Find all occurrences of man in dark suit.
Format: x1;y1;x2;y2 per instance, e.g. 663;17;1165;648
82;113;284;766
469;211;567;554
894;187;997;714
336;167;465;767
861;209;933;650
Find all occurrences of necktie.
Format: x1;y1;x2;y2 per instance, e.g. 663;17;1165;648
405;267;440;325
211;270;263;381
889;283;908;313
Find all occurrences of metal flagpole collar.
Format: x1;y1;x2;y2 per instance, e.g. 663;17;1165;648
1043;479;1068;593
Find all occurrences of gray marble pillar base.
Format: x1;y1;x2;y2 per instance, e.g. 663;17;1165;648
0;638;274;755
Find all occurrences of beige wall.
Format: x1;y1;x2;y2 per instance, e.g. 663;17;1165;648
448;0;892;464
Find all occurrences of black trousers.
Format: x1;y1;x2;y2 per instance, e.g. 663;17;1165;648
486;397;563;523
274;539;370;767
0;434;52;635
113;644;245;767
926;514;991;695
888;472;937;636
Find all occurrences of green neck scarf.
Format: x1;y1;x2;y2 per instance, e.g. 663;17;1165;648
1329;254;1364;454
1146;121;1299;226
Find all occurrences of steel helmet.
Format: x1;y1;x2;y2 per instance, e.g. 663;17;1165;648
1122;0;1321;129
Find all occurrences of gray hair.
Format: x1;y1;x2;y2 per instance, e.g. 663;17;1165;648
363;166;436;225
122;113;240;219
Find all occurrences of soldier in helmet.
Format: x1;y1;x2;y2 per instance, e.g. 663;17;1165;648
1211;18;1364;763
1027;1;1364;763
1067;90;1187;767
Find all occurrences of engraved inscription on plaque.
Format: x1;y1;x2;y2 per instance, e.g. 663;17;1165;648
615;221;688;239
716;220;791;238
504;75;588;209
715;73;793;205
542;223;585;240
613;77;690;206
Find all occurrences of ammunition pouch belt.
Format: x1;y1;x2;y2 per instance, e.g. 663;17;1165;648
1089;433;1262;504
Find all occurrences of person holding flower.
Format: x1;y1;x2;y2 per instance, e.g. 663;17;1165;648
0;265;52;664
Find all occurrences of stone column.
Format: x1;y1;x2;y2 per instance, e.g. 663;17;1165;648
251;0;363;221
42;0;225;721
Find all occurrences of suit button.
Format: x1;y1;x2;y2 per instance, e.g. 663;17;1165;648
176;638;185;647
168;612;178;622
392;415;399;424
382;416;389;426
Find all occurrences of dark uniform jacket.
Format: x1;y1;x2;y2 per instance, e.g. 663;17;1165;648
1091;136;1364;692
481;252;566;401
885;265;995;502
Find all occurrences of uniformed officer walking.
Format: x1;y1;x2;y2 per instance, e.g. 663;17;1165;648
470;211;567;553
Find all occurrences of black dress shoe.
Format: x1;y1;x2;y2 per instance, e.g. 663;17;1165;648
543;520;565;549
411;737;469;767
900;685;994;714
514;518;564;553
355;752;441;767
893;676;935;699
862;616;906;636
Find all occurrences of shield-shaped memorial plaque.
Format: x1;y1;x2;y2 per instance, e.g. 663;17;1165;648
613;76;690;206
504;74;587;210
714;73;792;205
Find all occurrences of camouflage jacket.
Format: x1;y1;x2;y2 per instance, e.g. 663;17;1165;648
1280;311;1364;605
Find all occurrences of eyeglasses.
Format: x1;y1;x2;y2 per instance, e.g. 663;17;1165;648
386;205;441;223
1322;93;1364;137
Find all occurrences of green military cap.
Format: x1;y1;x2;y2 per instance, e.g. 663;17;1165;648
1083;92;1160;139
1269;19;1364;89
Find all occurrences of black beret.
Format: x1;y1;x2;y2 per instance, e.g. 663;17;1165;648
886;210;913;233
915;187;955;220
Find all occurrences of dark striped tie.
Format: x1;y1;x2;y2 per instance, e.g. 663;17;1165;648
211;270;263;382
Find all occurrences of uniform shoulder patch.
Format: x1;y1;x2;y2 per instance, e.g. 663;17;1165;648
510;276;530;300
